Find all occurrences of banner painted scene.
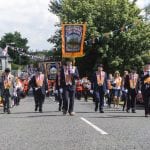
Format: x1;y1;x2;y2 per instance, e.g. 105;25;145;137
62;24;86;58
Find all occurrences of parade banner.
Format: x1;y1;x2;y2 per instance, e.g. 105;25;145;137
62;23;86;58
46;62;58;80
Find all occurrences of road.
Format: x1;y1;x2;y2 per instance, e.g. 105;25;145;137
0;96;150;150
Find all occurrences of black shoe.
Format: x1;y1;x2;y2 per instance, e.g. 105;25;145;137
95;106;98;112
7;110;11;114
58;107;61;111
63;111;67;115
39;109;43;113
35;107;38;111
132;110;136;113
126;109;130;113
145;114;148;117
100;110;104;113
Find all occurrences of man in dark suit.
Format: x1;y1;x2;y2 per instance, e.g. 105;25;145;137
59;58;79;116
141;63;150;117
55;62;64;111
1;68;14;114
30;68;48;113
125;67;140;113
92;64;107;113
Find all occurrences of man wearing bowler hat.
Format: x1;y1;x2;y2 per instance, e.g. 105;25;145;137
59;58;79;116
92;64;107;113
126;67;140;113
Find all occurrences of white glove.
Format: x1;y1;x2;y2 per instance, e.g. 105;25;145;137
138;90;141;94
59;88;63;93
35;88;38;91
90;90;93;94
55;90;58;94
125;89;128;93
107;90;109;94
46;90;48;94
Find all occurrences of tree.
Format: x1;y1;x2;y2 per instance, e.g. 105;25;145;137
49;0;150;77
0;31;30;65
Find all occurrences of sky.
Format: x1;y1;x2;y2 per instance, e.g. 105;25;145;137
0;0;149;51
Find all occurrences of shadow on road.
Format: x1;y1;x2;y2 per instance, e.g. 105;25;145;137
11;110;60;114
86;115;145;119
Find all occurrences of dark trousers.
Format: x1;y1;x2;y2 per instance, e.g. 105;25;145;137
94;86;104;111
58;91;63;110
83;89;89;101
143;91;150;115
122;91;128;111
127;89;137;111
3;89;10;112
34;89;45;111
14;89;21;105
76;91;82;100
14;96;20;105
107;89;113;107
63;86;75;113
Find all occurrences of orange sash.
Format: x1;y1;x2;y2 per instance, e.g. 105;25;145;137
96;71;105;86
36;74;44;87
144;77;150;84
129;74;138;89
64;66;75;85
4;75;12;89
4;80;11;89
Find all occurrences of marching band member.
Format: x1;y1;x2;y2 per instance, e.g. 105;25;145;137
112;71;122;109
59;58;79;116
141;63;150;117
92;64;107;113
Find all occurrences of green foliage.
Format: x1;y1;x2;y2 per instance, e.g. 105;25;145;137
49;0;150;77
11;63;24;70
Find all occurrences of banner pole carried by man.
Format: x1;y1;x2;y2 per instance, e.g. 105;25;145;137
58;23;86;116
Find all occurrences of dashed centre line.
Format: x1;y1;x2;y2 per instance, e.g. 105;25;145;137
80;117;108;135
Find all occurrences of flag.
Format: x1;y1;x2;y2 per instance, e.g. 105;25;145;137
3;45;9;56
61;23;86;58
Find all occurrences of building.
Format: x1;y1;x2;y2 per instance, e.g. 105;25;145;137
0;47;12;74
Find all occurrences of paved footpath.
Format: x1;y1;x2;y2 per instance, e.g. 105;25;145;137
0;96;150;150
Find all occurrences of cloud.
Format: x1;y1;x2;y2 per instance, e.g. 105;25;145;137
136;0;150;8
0;0;149;51
0;0;59;50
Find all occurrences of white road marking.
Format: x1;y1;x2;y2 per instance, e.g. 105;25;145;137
80;117;108;135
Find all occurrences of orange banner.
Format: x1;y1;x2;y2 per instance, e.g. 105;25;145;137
61;23;86;58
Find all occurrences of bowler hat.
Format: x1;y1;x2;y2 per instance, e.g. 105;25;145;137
97;64;103;67
5;68;10;73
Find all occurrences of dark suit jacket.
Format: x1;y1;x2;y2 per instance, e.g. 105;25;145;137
141;74;150;93
29;74;48;95
92;72;107;93
124;73;140;92
57;66;79;90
